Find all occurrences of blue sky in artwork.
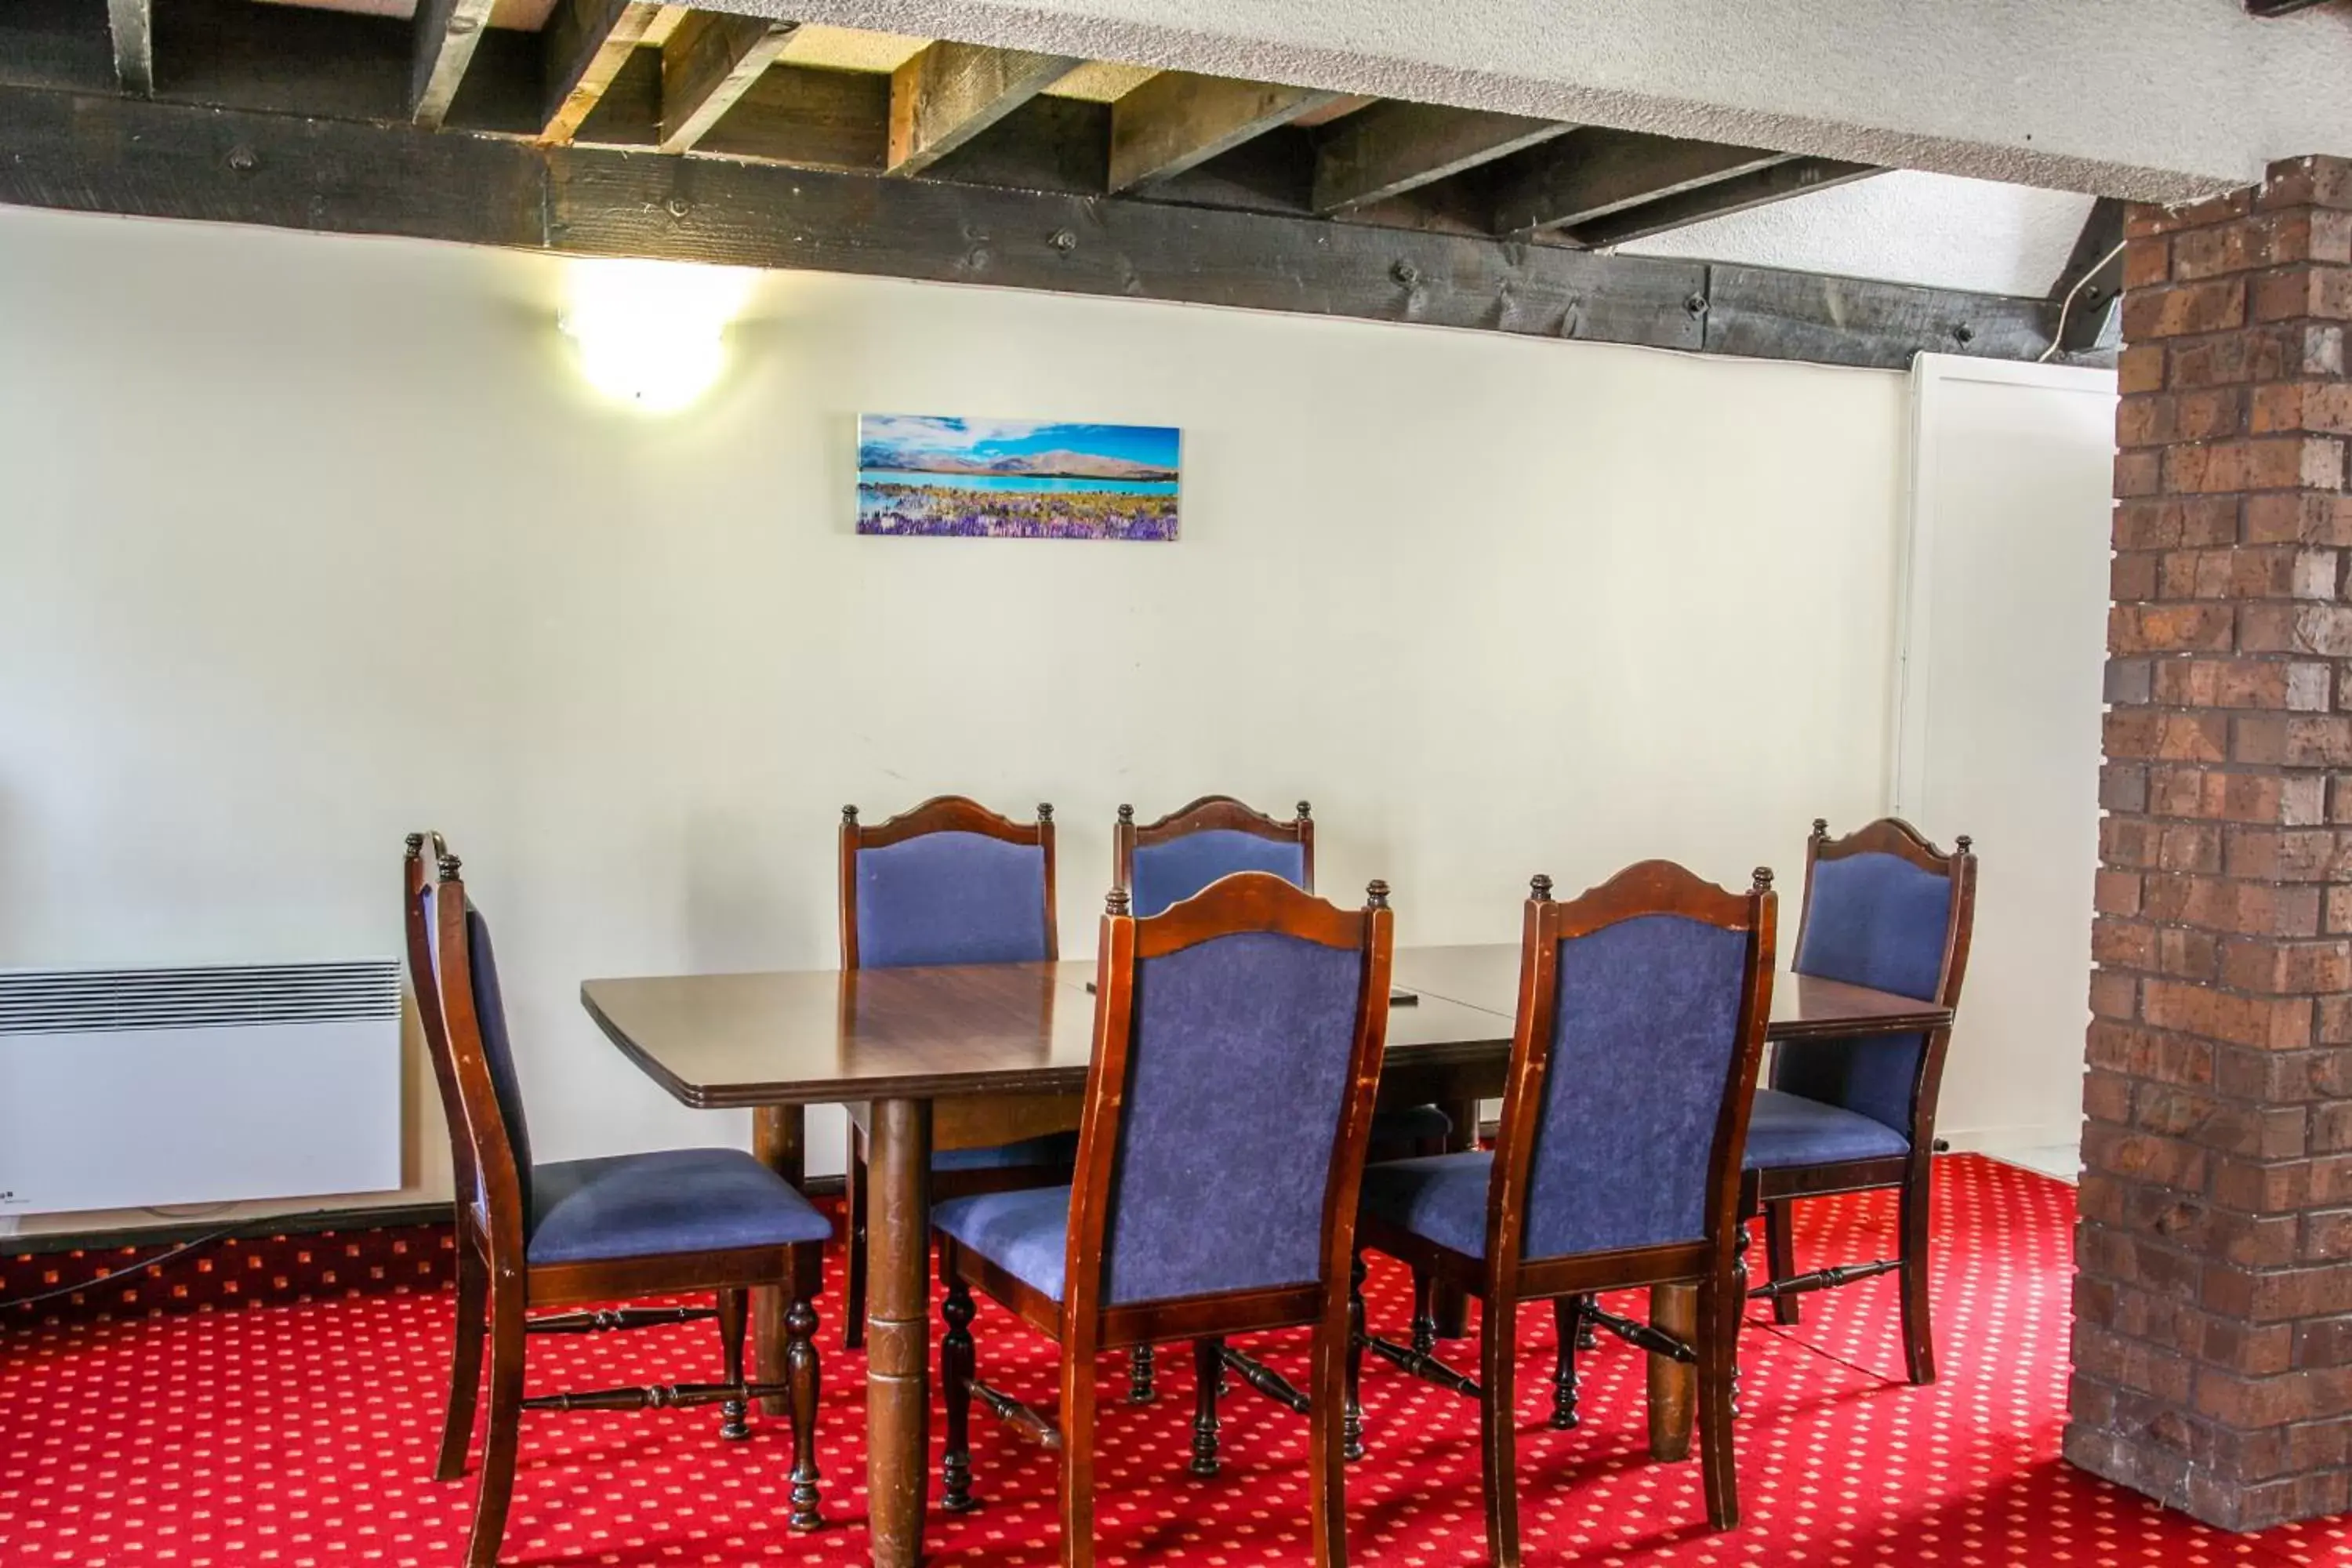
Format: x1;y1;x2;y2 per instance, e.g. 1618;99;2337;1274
860;415;1179;470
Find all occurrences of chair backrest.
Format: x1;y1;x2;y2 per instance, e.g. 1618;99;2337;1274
1778;818;1976;1139
1066;873;1393;1315
404;836;532;1249
839;796;1058;970
1488;861;1777;1271
1114;797;1314;918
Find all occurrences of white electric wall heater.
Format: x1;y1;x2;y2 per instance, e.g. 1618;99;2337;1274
0;959;402;1218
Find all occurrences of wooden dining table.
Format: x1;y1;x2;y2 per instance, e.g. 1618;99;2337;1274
582;942;1951;1568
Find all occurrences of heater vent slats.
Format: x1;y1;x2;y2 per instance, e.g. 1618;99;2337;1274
0;960;401;1035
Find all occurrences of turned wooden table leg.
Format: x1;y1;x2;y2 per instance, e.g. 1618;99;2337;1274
753;1105;808;1417
1646;1282;1697;1463
867;1098;934;1568
1430;1095;1480;1339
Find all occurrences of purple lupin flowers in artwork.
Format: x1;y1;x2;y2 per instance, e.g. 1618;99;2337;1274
856;415;1181;541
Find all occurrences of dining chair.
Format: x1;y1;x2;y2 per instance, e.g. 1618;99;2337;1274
1741;817;1976;1385
402;834;830;1568
1352;861;1776;1555
930;872;1396;1568
838;795;1079;1350
1112;795;1451;1403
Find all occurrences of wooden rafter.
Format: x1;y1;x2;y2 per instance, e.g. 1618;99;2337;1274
1565;156;1879;247
659;12;799;154
1490;129;1791;236
1109;71;1340;191
1312;102;1572;215
410;0;496;128
2049;196;2126;354
887;42;1079;177
542;0;676;145
107;0;151;96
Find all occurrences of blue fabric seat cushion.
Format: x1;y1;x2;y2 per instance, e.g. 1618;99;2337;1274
1370;1103;1454;1147
1743;1088;1911;1171
528;1148;832;1266
935;1185;1074;1301
1359;1151;1492;1258
931;1131;1079;1174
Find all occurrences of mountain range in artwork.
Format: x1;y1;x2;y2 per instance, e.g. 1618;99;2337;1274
856;414;1181;541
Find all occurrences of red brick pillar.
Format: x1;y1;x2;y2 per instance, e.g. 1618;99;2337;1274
2069;154;2352;1531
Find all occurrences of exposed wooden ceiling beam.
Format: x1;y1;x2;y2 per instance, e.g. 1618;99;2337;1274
1490;129;1791;236
659;12;799;154
2050;195;2126;354
410;0;495;129
0;78;2069;372
887;42;1080;177
107;0;151;96
1109;71;1340;191
1311;103;1573;216
542;0;677;146
1566;157;1880;247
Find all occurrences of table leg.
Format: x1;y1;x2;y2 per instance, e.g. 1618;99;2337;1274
753;1106;808;1417
1430;1097;1480;1338
1646;1283;1697;1462
867;1098;934;1568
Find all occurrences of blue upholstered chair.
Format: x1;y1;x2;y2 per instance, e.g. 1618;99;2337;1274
931;873;1396;1568
403;835;830;1568
1744;818;1975;1385
1353;862;1777;1551
837;795;1080;1350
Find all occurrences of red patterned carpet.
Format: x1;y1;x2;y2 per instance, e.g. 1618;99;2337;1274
4;1154;2349;1566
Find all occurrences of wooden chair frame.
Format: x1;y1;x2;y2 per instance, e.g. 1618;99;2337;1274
837;796;1066;1350
938;872;1396;1568
403;836;826;1568
1354;862;1777;1555
1112;795;1315;893
1745;817;1976;1385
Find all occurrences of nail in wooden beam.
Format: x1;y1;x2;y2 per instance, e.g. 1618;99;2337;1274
887;42;1080;178
1312;102;1573;216
1109;71;1341;192
107;0;151;96
1490;129;1791;237
659;13;800;154
1566;157;1880;248
543;0;678;146
411;0;498;129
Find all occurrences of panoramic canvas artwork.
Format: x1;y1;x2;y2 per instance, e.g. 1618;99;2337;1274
856;415;1181;541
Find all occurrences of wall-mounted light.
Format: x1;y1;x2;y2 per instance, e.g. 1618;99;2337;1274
560;259;755;413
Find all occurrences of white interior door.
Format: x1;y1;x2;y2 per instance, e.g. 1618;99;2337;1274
1895;354;2117;1171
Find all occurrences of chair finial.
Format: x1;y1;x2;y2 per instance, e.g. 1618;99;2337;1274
1106;886;1131;916
1810;818;1829;840
436;852;463;882
1366;880;1390;909
1296;800;1312;820
1117;803;1134;824
1753;866;1775;893
1038;803;1054;822
404;832;423;859
1530;873;1554;902
842;804;858;824
1955;834;1973;854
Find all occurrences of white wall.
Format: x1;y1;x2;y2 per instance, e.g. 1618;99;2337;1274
0;203;1918;1234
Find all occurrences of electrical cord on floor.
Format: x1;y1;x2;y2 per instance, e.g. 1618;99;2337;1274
2;1207;344;1314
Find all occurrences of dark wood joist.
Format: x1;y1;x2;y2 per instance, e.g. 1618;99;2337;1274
1312;102;1573;216
659;11;797;154
887;42;1080;177
1109;71;1341;191
542;0;671;144
409;0;496;129
1566;157;1880;247
107;0;151;96
0;79;2060;372
2050;195;2126;354
1489;130;1790;236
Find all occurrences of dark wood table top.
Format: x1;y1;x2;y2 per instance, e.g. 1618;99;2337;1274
1392;942;1954;1042
584;942;1950;1110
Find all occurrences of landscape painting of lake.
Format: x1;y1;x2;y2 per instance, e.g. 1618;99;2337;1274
857;415;1181;541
